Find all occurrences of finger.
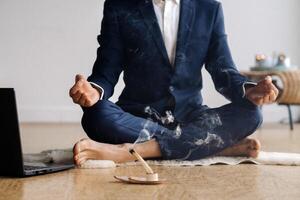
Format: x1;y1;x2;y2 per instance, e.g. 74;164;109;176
263;94;270;104
263;83;277;98
256;86;272;97
249;91;265;99
69;85;80;96
78;94;87;106
269;81;277;89
269;91;276;102
252;98;263;106
270;84;279;97
69;87;74;97
257;76;272;88
264;76;272;84
84;99;93;107
72;91;82;103
263;93;274;104
268;97;274;104
257;98;264;106
274;87;279;97
76;78;85;88
75;74;85;83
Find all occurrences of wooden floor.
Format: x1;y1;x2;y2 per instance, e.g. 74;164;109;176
1;123;300;200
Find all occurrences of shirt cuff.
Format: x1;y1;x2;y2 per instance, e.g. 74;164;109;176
242;81;257;98
90;82;104;100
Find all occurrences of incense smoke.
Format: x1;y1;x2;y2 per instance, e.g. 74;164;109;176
132;106;181;147
132;106;224;160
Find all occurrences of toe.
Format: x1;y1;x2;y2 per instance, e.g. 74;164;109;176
73;154;80;165
249;138;261;150
77;157;88;166
247;139;261;158
248;149;259;158
73;138;91;155
254;139;261;150
74;151;88;165
73;141;82;155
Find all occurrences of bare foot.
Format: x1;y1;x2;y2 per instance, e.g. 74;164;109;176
73;138;134;165
217;138;261;158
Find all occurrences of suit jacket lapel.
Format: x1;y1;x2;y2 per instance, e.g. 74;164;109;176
174;0;195;68
138;0;172;68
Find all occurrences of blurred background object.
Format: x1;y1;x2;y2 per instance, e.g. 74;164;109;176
251;52;297;71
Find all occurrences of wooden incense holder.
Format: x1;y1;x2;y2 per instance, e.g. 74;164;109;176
114;174;166;185
114;148;166;184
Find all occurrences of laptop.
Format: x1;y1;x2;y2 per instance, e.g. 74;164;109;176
0;88;74;177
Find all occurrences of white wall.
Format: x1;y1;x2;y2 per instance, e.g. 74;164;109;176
0;0;106;122
0;0;299;122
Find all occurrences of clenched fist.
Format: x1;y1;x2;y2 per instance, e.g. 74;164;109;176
69;74;101;107
245;76;279;106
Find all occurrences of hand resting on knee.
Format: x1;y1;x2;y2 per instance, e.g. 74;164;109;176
69;74;102;107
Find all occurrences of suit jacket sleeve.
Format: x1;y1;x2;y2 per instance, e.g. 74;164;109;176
87;0;124;100
205;2;249;103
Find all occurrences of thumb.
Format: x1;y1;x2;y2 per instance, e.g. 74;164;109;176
264;76;272;83
75;74;85;83
258;76;272;86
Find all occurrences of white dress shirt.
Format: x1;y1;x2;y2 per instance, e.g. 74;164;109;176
153;0;180;66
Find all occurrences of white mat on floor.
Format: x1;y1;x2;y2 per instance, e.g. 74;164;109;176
23;150;300;169
82;151;300;168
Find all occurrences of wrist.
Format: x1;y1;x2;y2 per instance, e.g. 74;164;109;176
245;87;251;99
244;83;256;99
92;87;101;100
90;82;104;100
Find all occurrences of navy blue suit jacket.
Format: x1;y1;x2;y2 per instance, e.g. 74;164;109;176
88;0;249;121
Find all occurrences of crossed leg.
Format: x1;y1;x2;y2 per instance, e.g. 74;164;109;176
74;100;262;165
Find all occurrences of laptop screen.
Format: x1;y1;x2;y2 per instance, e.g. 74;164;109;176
0;88;24;176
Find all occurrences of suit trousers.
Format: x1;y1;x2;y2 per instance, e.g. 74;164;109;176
81;99;262;160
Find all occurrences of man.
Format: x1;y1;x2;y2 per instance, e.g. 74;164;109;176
70;0;278;165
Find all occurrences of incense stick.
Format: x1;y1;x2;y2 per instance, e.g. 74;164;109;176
129;148;154;174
